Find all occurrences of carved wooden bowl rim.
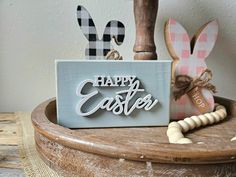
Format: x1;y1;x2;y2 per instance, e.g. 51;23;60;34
32;97;236;164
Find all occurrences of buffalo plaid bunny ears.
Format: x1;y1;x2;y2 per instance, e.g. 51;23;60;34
77;5;125;59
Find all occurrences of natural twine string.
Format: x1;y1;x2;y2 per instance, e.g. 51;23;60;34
105;49;123;60
173;69;217;100
167;104;227;144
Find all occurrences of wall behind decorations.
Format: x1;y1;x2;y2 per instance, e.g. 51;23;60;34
0;0;236;111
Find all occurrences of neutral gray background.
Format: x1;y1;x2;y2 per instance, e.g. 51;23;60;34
0;0;236;111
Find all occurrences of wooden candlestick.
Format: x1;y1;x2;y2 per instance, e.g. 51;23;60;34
133;0;158;60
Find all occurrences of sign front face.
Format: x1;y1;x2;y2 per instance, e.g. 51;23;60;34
56;60;171;128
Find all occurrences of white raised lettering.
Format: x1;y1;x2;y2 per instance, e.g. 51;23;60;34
76;76;159;117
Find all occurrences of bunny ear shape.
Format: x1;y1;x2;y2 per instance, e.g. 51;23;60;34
102;21;125;45
165;19;191;61
192;20;219;60
77;5;98;41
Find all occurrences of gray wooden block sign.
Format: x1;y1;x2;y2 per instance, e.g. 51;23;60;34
56;60;172;128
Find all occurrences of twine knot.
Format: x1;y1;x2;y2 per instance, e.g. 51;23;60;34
105;49;123;60
173;69;217;100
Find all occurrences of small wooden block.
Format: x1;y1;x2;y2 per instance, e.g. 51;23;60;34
56;60;171;128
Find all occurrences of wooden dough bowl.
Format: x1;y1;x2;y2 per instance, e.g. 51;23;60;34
32;97;236;177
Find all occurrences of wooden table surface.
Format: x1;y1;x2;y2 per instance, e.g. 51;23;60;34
2;96;236;177
0;113;25;177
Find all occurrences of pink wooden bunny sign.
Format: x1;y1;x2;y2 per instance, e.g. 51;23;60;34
165;19;219;120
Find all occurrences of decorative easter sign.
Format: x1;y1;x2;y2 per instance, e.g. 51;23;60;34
56;60;171;128
164;18;219;120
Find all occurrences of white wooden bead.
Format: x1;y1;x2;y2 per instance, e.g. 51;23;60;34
191;116;202;127
178;120;190;133
184;118;196;130
167;127;181;136
168;122;181;129
210;112;221;122
205;113;215;124
177;138;193;144
216;105;224;111
198;115;209;126
231;136;236;142
169;132;184;143
215;110;225;119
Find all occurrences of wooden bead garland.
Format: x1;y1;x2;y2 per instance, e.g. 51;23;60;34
167;104;227;144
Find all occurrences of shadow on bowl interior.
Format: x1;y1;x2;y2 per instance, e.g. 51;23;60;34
45;100;57;124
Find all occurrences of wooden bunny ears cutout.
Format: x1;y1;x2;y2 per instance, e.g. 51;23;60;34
165;19;219;62
77;5;125;59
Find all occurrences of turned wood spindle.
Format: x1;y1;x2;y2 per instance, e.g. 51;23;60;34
133;0;159;60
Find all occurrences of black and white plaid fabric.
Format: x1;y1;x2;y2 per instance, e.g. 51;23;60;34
77;5;125;60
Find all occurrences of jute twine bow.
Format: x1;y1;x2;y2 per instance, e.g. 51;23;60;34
105;49;123;60
173;69;217;100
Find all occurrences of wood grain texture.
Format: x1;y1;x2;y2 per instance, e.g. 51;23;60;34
0;114;19;145
0;114;25;176
0;146;22;169
35;133;236;177
0;114;22;169
0;168;25;177
133;0;158;60
32;97;236;176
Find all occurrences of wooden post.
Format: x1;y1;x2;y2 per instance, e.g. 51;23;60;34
133;0;158;60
